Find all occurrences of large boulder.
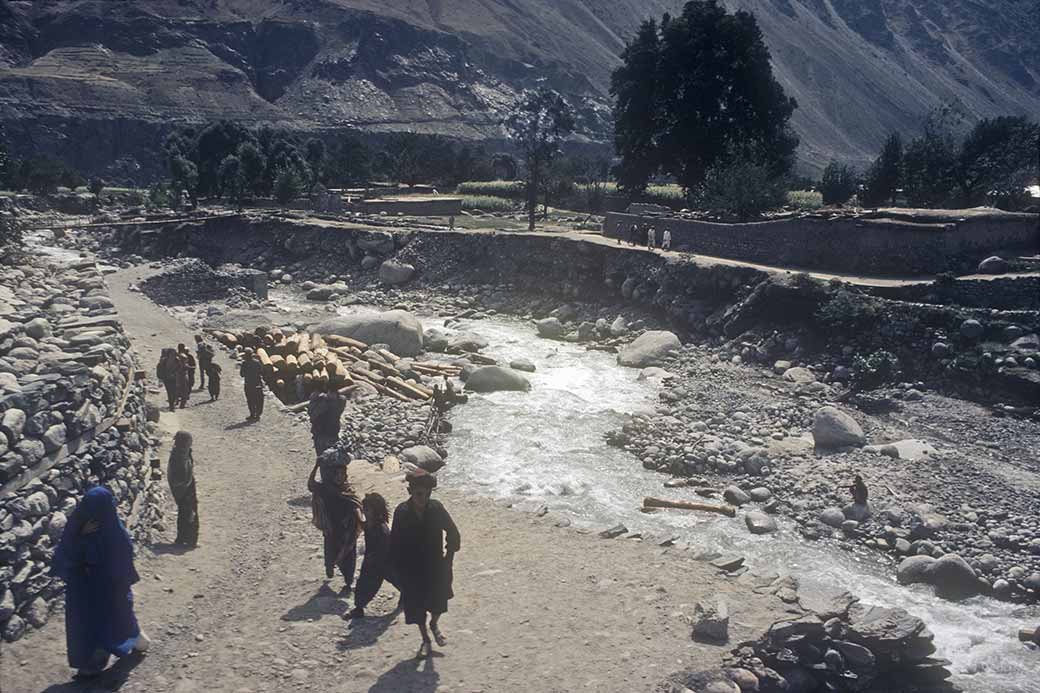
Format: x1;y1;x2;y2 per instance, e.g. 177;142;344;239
896;554;981;600
378;259;416;286
314;310;424;357
745;510;778;535
535;317;566;339
617;331;680;368
465;366;531;393
812;407;866;449
977;256;1009;274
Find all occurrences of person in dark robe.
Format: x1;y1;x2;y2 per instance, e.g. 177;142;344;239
51;487;151;678
308;449;363;594
167;431;199;547
175;352;191;409
194;335;214;391
207;361;222;401
390;469;460;658
307;382;347;455
178;343;196;393
851;475;869;506
156;349;179;411
349;492;400;619
240;348;264;421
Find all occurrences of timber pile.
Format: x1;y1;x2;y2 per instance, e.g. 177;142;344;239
209;327;461;405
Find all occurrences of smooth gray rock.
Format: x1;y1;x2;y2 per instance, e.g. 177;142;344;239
509;359;536;373
465;366;531;393
446;332;488;353
609;316;628;337
1;408;26;444
977;256;1009;274
24;491;50;516
24;318;51;340
820;508;845;528
783;367;815;384
378;259;416;286
959;319;984;340
745;510;778;535
812;406;866;449
41;423;67;453
535;317;566;339
423;328;449;352
723;486;750;506
617;331;681;368
315;310;424;357
897;555;937;586
692;598;729;642
928;554;981;600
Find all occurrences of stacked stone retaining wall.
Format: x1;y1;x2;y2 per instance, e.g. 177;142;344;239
0;259;152;642
604;210;1039;276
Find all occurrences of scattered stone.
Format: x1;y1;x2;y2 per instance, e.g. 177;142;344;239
691;598;729;642
723;486;751;506
812;406;866;449
617;331;681;368
599;524;627;539
745;510;778;535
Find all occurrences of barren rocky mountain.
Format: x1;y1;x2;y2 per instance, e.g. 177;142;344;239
0;0;1037;177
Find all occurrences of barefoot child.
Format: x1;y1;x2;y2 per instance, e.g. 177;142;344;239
349;493;399;618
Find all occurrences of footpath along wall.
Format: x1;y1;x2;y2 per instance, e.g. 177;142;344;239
0;258;153;642
604;209;1039;275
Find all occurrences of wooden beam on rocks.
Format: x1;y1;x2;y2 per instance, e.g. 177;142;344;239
643;497;737;518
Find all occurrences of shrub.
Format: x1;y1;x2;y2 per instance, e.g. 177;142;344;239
460;195;516;212
815;288;882;333
851;350;901;390
691;151;787;221
820;161;859;205
786;190;823;210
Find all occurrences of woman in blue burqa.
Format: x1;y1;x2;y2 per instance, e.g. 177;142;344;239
51;487;151;677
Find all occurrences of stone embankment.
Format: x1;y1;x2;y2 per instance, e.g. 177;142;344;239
0;257;155;642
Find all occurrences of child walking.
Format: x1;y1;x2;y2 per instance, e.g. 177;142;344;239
349;493;399;618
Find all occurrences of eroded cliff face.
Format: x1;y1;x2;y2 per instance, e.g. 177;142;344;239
0;0;1037;178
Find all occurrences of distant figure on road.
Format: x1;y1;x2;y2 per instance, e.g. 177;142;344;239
662;227;672;251
239;348;264;421
51;487;151;678
851;475;869;506
309;449;363;594
616;221;624;244
647;225;656;249
349;492;400;619
194;335;214;391
449;215;455;231
629;223;639;246
175;351;191;409
177;343;196;393
156;348;179;411
390;469;460;658
308;381;347;455
167;431;199;548
206;361;222;401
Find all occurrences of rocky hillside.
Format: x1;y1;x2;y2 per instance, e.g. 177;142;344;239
0;0;1036;177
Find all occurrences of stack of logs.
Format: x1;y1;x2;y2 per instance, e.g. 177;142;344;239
209;327;461;406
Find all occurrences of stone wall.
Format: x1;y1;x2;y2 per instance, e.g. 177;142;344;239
868;275;1040;311
604;210;1039;275
355;197;462;216
0;259;152;642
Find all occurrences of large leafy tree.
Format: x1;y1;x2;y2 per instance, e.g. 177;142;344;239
194;120;255;197
610;19;660;198
692;144;787;221
952;116;1038;206
820;161;859;205
613;1;798;194
504;88;575;231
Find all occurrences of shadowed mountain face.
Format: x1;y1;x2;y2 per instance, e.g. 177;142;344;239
0;0;1036;178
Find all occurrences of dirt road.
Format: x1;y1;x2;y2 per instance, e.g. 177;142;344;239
2;265;790;693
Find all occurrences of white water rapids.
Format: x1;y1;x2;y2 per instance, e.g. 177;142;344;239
432;317;1038;693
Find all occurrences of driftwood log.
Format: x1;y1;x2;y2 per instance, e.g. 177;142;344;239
643;497;737;518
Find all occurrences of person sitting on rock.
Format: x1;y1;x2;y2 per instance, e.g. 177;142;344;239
390;469;460;658
51;487;151;678
850;475;869;506
308;449;363;595
349;492;400;619
206;360;222;401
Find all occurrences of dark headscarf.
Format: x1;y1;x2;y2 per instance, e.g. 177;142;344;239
405;468;437;491
51;487;139;587
167;431;195;502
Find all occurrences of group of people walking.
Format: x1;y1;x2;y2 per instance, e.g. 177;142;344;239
155;336;220;410
309;451;460;657
619;221;671;251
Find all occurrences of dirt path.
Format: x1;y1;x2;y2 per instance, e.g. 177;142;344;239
3;265;792;693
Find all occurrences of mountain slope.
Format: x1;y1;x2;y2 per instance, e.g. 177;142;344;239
0;0;1036;178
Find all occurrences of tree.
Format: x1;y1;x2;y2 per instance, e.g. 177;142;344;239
952;116;1038;206
820;161;859;205
304;138;326;191
21;157;65;195
273;166;304;206
613;1;798;194
862;132;902;206
236;142;265;198
218;155;245;209
194;120;254;197
610;19;660;198
504;88;575;231
88;177;105;201
491;153;518;181
326;134;372;187
902;105;961;207
168;155;199;208
691;146;787;221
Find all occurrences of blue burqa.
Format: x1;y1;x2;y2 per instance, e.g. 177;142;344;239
51;487;141;670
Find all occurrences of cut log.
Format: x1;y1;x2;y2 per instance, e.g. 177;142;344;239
377;348;399;364
325;334;368;350
298;332;312;354
351;366;385;383
386;376;432;400
298;351;312;371
642;497;737;518
284;354;299;375
311;334;325;350
369;360;402;378
257;348;273;369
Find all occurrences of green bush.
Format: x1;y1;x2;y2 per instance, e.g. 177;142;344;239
460;195;516;212
815;288;882;333
786;190;823;210
645;184;685;205
456;180;525;199
851;350;901;389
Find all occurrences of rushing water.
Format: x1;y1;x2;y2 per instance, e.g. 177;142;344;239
433;317;1038;693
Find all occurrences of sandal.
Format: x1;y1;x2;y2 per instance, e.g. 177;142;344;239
431;625;447;647
416;640;433;659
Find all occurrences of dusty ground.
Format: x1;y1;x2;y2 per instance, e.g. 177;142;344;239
1;266;794;692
